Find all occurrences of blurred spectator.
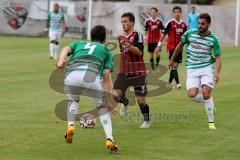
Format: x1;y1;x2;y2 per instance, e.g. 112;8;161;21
188;6;199;30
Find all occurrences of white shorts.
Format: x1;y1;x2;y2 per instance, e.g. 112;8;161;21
64;70;104;106
49;30;61;41
186;65;215;90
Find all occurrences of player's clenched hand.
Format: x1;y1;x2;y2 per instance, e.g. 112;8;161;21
215;74;220;84
56;61;65;68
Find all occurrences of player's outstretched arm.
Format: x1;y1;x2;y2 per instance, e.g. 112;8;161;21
215;55;222;84
56;46;71;68
169;42;184;68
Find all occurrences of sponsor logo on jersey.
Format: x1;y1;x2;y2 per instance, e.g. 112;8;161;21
176;28;183;34
191;44;210;51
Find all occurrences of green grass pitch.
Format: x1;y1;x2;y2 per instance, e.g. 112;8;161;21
0;36;239;160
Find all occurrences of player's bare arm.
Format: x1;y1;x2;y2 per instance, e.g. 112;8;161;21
62;20;67;37
156;33;165;51
169;42;184;67
102;69;116;113
56;46;71;68
121;38;143;56
215;55;222;84
45;21;49;31
44;20;49;36
103;69;112;93
144;31;148;43
129;45;143;56
159;33;165;43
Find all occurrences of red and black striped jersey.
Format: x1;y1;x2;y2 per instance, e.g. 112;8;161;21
118;31;146;76
163;19;187;51
144;17;164;43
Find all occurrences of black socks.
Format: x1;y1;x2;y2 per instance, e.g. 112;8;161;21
140;104;150;122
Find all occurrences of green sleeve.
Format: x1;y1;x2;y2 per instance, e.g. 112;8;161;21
47;13;51;22
103;51;113;71
181;30;189;44
213;37;221;56
69;42;76;54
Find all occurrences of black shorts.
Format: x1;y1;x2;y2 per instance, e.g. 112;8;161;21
148;43;158;53
168;50;182;63
113;73;147;97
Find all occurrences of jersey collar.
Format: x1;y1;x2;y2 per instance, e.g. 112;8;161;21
150;17;158;22
173;19;183;24
124;31;134;38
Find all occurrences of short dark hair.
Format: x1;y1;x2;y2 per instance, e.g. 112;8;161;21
121;12;135;24
173;6;182;13
91;25;106;43
199;13;211;23
151;7;158;12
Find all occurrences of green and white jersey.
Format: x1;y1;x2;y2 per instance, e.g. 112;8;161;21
48;12;64;31
65;41;113;76
181;29;221;69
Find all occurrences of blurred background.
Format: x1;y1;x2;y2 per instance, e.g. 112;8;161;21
0;0;239;45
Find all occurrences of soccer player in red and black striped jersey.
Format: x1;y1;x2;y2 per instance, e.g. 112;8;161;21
157;6;187;89
144;7;164;70
112;12;150;128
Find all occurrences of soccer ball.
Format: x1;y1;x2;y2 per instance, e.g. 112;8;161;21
79;113;96;128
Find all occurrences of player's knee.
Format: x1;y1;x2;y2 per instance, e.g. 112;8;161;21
138;102;146;108
137;98;146;108
112;89;121;98
202;92;211;100
188;91;198;98
112;90;122;102
202;85;212;100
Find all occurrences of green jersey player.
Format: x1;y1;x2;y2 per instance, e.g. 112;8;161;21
56;25;118;152
45;3;66;59
169;13;222;129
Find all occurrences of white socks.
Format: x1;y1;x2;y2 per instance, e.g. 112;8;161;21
191;93;204;103
98;107;113;141
190;91;215;123
204;99;215;123
54;44;59;59
67;102;114;141
67;100;79;126
49;43;55;57
49;43;59;59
